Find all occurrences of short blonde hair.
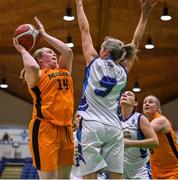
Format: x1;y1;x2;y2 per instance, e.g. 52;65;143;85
147;95;162;113
33;47;47;61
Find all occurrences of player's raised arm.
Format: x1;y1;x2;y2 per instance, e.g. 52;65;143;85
13;38;40;87
76;0;98;65
34;17;73;74
132;0;157;49
121;0;158;73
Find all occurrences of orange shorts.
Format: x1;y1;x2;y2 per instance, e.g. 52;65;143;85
152;166;178;179
29;119;74;172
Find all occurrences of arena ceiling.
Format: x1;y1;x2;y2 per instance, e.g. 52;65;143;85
0;0;178;112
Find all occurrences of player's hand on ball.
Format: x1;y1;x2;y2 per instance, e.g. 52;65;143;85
13;38;26;53
34;16;46;36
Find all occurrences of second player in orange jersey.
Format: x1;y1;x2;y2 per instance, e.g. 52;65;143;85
143;95;178;179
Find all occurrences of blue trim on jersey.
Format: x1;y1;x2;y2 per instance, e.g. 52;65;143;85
119;63;128;76
146;161;152;179
82;63;91;96
78;59;97;111
76;118;86;166
121;111;135;122
139;145;148;159
137;115;148;159
78;95;89;111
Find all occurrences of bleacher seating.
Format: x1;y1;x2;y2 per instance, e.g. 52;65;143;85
0;160;5;177
20;158;39;179
0;157;39;179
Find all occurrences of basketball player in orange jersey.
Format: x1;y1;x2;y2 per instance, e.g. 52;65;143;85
13;17;74;179
143;95;178;179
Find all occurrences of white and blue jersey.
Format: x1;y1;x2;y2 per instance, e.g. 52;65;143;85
76;58;126;175
78;58;127;128
122;112;152;179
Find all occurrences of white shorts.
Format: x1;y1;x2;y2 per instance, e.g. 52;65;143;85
70;166;108;180
70;165;82;180
77;120;124;176
124;161;152;179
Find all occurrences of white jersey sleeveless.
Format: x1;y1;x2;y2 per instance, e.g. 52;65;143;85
78;58;127;128
122;112;150;171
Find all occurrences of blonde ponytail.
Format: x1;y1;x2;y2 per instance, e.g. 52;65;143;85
122;43;138;60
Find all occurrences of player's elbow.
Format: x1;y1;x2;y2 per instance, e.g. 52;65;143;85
67;47;73;54
65;48;73;58
62;46;73;57
80;24;90;35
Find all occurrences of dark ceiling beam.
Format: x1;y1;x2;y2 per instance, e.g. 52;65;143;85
1;45;178;56
139;48;178;56
74;47;178;57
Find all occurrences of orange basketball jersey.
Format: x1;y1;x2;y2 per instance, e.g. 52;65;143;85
29;68;74;126
150;113;178;178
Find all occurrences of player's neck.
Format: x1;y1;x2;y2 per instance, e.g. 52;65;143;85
121;106;134;120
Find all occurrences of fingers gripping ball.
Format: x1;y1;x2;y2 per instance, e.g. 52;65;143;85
13;24;40;51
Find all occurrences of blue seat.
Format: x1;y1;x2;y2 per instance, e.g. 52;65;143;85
20;158;39;179
0;160;5;176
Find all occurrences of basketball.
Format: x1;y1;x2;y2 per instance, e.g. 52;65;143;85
13;24;40;51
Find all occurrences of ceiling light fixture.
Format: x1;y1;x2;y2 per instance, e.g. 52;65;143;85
66;35;74;48
63;7;75;21
132;80;141;93
0;67;8;89
160;2;172;21
0;78;8;89
145;37;154;50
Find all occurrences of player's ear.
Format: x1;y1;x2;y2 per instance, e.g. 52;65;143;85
103;49;110;59
36;56;42;63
